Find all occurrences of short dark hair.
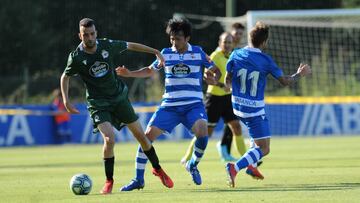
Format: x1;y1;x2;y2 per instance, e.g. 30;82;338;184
250;22;269;48
166;18;192;37
79;18;95;28
231;22;245;30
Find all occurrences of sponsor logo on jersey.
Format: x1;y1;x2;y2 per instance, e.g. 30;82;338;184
171;63;191;77
89;61;110;78
101;50;109;59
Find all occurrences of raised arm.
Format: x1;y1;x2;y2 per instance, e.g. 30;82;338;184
115;65;156;78
60;73;79;114
278;63;312;86
127;42;165;67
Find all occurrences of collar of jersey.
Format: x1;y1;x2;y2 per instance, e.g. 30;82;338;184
171;43;192;52
78;40;99;51
244;46;262;53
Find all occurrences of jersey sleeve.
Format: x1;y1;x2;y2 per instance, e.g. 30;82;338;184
63;53;78;76
200;48;215;69
109;39;128;53
268;57;284;79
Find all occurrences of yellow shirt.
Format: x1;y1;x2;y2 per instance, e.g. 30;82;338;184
207;49;231;96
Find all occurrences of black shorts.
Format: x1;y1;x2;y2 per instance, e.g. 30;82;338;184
88;98;138;132
205;93;238;127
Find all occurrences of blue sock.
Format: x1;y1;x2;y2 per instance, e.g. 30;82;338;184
190;136;208;167
235;147;263;172
135;145;148;181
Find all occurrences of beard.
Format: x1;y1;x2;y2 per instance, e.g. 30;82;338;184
84;40;96;48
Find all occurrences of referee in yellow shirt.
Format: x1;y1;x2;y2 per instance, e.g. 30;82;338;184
181;32;246;163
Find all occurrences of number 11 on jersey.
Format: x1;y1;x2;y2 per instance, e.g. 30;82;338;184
237;68;260;97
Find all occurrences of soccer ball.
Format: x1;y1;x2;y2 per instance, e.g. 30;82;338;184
69;173;92;195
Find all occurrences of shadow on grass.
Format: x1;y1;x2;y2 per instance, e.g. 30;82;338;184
0;158;222;169
191;183;360;193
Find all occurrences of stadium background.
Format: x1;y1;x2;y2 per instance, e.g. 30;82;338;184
1;0;360;147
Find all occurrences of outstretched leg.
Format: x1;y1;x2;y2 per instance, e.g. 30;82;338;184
121;124;173;191
226;138;269;187
185;119;208;185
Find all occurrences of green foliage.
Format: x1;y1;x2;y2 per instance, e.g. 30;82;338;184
342;0;360;8
0;0;357;103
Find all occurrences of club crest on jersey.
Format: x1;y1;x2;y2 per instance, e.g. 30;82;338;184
89;61;110;78
171;63;191;77
101;50;109;58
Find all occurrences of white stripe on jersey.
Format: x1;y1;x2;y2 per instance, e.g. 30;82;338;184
232;96;265;108
163;90;203;99
163;54;180;61
233;108;265;118
164;65;200;74
163;53;202;61
165;78;200;86
160;100;200;107
183;53;202;60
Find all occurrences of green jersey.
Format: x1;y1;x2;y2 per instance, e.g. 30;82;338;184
64;39;128;107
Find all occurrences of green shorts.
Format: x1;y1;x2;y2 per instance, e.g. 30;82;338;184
88;98;138;132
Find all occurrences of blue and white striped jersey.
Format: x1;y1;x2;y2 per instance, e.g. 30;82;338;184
151;44;214;107
226;46;283;118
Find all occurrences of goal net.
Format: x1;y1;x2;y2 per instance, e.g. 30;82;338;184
178;9;360;97
175;9;360;137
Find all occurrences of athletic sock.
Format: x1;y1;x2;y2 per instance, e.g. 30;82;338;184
103;157;114;181
135;145;148;181
221;126;233;154
234;135;247;156
189;136;208;167
234;147;263;172
143;146;161;170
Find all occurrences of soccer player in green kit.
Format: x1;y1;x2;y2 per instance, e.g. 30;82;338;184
60;18;173;194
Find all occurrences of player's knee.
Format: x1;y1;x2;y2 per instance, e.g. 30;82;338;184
145;131;157;142
260;146;270;156
194;126;208;137
192;120;208;136
103;135;115;147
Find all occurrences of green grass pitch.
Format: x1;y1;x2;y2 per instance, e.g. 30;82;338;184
1;136;359;203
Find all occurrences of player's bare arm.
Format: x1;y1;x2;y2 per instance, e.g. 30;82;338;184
60;73;80;114
116;65;155;78
127;42;165;67
278;63;312;86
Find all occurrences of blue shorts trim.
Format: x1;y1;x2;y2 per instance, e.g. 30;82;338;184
239;115;271;140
